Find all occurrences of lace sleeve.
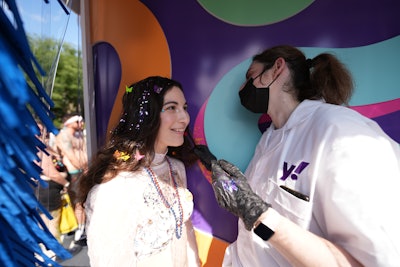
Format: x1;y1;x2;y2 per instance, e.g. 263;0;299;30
86;173;147;267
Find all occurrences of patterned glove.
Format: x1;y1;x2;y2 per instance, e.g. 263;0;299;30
193;145;217;171
211;159;270;230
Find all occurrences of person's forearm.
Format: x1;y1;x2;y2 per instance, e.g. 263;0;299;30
263;210;362;267
39;153;70;187
49;172;70;187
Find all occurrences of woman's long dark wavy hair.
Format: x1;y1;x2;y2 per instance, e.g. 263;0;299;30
78;76;198;204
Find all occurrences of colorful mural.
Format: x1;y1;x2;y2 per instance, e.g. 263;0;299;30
87;0;400;265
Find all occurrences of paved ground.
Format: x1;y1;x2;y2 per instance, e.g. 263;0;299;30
57;234;90;267
59;246;90;267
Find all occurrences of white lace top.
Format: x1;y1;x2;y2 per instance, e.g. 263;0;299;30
85;154;200;267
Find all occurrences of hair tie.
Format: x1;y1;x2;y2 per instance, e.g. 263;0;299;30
306;58;313;69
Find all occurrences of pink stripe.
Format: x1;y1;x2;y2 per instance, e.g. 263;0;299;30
192;99;213;182
193;99;208;145
350;98;400;118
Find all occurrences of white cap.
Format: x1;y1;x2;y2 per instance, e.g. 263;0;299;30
64;115;83;126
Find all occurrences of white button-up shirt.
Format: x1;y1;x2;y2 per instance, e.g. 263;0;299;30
224;100;400;267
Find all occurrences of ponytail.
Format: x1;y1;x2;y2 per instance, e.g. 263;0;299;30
309;53;353;105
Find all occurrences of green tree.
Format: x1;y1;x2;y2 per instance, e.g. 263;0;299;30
28;35;83;129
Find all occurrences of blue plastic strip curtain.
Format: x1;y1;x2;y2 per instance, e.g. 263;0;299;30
0;0;72;266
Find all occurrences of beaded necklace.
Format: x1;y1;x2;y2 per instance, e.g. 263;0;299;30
145;157;183;239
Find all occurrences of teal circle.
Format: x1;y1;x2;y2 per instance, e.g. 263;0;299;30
205;59;261;171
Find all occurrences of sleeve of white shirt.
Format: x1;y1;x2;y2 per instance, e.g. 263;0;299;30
314;119;400;267
86;174;145;267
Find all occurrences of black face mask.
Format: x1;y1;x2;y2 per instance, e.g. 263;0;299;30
239;75;277;113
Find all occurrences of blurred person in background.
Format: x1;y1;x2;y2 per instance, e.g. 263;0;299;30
35;122;74;259
54;114;88;245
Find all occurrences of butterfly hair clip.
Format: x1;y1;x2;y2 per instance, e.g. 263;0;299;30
134;149;145;161
126;85;133;93
114;150;130;161
153;84;163;94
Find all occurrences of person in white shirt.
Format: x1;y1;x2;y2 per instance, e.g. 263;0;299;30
78;76;200;267
204;45;400;266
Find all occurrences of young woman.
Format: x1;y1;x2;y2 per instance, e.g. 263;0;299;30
78;76;200;267
208;45;400;267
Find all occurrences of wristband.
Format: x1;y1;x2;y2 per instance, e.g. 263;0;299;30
253;208;281;241
254;222;275;241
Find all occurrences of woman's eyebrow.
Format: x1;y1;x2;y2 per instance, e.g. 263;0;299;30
163;101;178;106
163;100;187;106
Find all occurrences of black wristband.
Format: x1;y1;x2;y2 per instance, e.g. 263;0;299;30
254;222;275;241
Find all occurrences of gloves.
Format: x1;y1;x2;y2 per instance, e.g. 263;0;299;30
193;145;217;171
211;159;270;230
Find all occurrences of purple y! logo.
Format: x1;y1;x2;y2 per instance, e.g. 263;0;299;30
280;161;309;181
